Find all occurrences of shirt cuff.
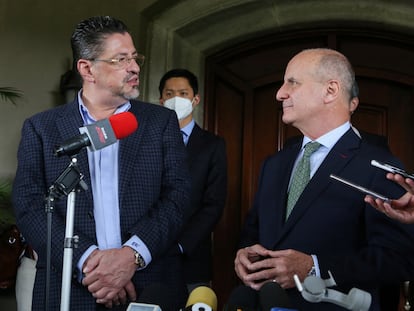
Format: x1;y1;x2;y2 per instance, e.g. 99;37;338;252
77;245;98;283
178;243;184;254
123;235;152;269
311;254;321;277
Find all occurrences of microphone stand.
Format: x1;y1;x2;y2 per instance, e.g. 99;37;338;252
44;156;87;311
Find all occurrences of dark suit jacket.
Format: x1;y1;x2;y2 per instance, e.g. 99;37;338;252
178;124;227;283
239;128;414;311
12;99;191;311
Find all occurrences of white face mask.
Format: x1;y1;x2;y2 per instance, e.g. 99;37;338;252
163;96;193;120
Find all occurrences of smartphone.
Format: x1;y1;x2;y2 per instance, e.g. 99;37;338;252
329;174;390;202
371;160;414;180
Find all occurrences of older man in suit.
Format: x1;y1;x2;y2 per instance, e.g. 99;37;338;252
13;16;190;311
233;48;414;310
159;69;227;293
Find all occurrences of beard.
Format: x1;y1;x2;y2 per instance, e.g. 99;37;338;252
122;85;140;100
115;74;140;100
120;73;140;100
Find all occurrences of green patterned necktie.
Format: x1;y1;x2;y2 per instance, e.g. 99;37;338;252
286;141;321;220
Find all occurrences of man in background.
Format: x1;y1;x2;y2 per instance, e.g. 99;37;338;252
159;68;227;293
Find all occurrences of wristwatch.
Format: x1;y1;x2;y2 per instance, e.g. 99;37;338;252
133;250;146;268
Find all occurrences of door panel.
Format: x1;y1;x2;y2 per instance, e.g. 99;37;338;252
210;76;245;300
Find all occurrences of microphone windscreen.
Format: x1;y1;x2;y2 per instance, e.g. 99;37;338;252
259;281;292;311
225;285;258;309
137;283;173;310
109;111;138;139
185;286;217;311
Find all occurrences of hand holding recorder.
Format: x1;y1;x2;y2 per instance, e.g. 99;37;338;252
331;159;414;224
365;160;414;224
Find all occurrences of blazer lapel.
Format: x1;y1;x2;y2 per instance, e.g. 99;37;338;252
262;140;301;245
185;124;203;163
54;100;92;202
276;129;361;243
118;102;146;205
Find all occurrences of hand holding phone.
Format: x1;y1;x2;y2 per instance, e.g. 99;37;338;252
371;160;414;180
330;174;390;202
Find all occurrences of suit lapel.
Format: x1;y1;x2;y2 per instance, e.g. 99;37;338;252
118;102;146;206
54;100;146;206
276;129;361;244
185;124;203;163
261;140;301;245
54;100;92;202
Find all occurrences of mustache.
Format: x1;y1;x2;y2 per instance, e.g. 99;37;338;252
124;73;138;83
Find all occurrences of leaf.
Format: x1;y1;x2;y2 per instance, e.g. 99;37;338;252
0;179;12;202
0;87;23;105
0;179;14;227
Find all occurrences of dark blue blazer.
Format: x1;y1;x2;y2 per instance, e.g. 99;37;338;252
239;129;414;311
178;123;227;283
13;99;191;311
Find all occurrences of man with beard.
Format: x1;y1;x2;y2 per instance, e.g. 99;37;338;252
13;16;190;311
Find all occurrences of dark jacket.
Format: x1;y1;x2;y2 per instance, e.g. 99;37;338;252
240;128;414;310
13;99;191;311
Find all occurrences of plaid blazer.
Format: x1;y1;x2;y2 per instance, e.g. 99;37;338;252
13;99;191;311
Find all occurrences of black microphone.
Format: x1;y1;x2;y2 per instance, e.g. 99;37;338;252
185;286;217;311
54;111;138;157
127;283;170;311
259;282;298;311
223;285;258;311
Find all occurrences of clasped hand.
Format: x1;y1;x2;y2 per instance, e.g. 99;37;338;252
82;248;137;308
234;244;313;290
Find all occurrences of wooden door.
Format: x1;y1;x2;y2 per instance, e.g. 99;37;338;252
204;29;414;309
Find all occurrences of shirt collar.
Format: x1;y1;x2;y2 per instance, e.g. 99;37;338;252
302;121;351;150
180;119;195;137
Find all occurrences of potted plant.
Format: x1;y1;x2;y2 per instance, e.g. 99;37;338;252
0;178;14;227
0;86;21;226
0;85;22;224
0;87;24;290
0;85;23;228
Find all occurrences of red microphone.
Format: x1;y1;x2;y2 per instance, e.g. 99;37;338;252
107;111;138;139
54;111;138;157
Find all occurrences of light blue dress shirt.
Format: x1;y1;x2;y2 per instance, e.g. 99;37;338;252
180;119;195;146
76;92;151;279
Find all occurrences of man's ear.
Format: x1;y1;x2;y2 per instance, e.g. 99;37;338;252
325;80;340;102
77;59;95;83
192;94;201;108
326;80;340;96
350;96;359;114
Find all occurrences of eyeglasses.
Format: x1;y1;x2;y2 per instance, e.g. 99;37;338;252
90;54;145;68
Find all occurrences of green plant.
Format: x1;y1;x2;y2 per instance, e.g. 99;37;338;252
0;86;21;227
0;87;23;105
0;179;14;230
